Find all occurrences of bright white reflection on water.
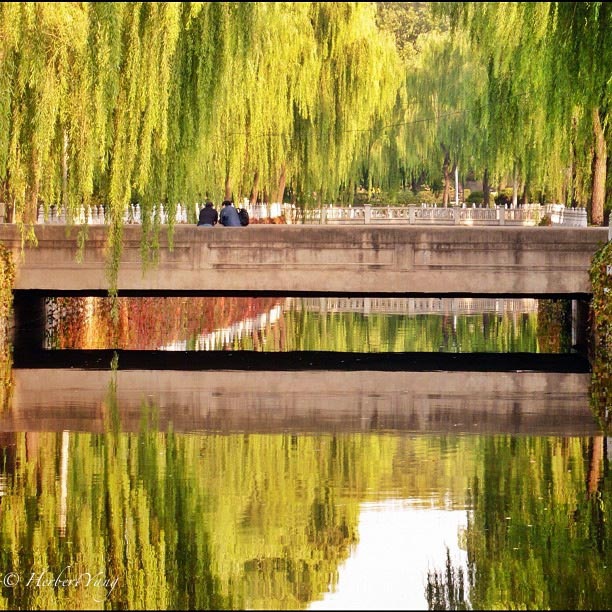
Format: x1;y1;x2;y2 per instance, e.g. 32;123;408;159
309;502;468;611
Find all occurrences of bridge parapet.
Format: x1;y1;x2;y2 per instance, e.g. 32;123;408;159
1;224;607;295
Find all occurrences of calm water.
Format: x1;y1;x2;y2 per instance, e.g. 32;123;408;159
43;296;565;353
0;297;609;610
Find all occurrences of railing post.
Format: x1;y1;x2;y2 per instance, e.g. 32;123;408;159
497;205;504;225
453;205;461;225
321;206;327;225
364;204;371;224
409;206;415;225
608;214;612;241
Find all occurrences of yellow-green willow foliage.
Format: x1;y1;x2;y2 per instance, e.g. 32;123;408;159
0;243;13;329
0;3;406;291
291;2;404;205
0;415;481;609
400;28;487;204
438;2;611;218
177;2;320;206
0;3;89;239
456;436;612;610
0;244;13;411
0;0;408;213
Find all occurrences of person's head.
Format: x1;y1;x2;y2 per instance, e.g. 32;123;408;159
205;200;213;207
222;200;232;207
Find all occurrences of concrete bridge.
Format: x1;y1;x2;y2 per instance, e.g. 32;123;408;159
1;223;608;296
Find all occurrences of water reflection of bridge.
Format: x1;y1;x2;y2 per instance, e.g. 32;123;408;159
6;368;600;436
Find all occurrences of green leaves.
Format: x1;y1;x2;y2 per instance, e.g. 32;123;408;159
435;2;611;215
0;2;409;219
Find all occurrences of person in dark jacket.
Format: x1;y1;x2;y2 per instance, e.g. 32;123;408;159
197;200;218;227
219;200;242;227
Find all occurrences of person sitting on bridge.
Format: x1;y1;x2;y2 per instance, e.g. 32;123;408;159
197;199;218;227
219;200;242;227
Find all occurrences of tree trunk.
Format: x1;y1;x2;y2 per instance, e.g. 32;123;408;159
224;168;232;202
411;172;418;194
591;106;606;225
587;436;603;495
62;128;69;213
276;163;286;204
483;168;490;207
521;181;528;206
442;148;451;207
0;178;11;222
249;170;260;206
569;115;578;207
25;151;40;225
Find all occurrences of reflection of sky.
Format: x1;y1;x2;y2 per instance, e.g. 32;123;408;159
309;500;468;611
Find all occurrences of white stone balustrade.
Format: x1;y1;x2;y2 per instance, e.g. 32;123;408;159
31;201;588;227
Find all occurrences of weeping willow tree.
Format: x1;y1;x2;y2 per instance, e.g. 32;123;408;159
437;2;611;221
0;3;92;240
399;29;487;207
0;2;408;292
0;3;185;289
179;2;320;208
287;2;404;207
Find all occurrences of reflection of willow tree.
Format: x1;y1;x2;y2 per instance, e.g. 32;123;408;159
43;297;550;353
0;430;362;609
536;299;572;353
45;296;283;349
426;436;611;611
426;548;468;611
0;407;481;609
248;309;541;353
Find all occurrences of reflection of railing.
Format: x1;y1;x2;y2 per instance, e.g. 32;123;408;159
162;304;284;351
287;297;539;316
167;297;540;351
43;297;540;353
31;201;587;227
